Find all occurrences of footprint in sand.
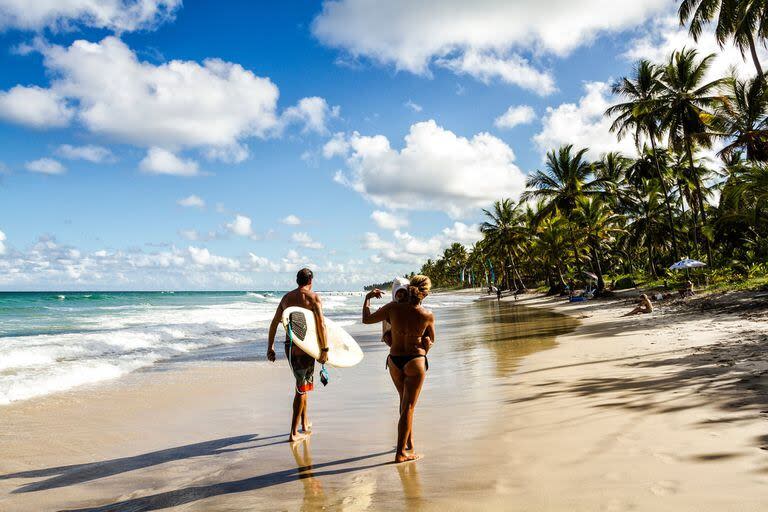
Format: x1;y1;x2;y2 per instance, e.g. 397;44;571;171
650;480;679;496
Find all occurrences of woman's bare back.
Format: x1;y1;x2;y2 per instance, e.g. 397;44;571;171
387;303;434;356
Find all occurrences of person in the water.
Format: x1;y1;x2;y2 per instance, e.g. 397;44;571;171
362;275;434;463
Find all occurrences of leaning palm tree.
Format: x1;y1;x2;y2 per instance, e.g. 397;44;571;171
480;199;527;290
679;0;764;76
607;59;682;260
523;145;603;271
654;48;725;263
714;75;768;161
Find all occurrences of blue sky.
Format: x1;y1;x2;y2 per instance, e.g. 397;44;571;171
0;1;761;290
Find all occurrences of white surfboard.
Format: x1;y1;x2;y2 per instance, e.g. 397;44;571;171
282;306;364;368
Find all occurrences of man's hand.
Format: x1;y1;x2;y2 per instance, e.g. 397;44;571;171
318;350;329;364
267;348;276;362
366;288;384;300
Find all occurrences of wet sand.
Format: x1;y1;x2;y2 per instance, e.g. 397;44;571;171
2;294;767;510
0;300;577;511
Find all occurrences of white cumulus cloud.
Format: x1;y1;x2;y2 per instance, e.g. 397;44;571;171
140;147;199;176
330;120;527;218
494;104;535;129
227;214;255;238
533;81;636;160
281;214;302;225
177;195;205;208
312;0;669;91
187;246;240;269
292;232;324;250
280;96;340;135
0;85;73;128
0;0;181;33
56;144;114;163
371;210;408;230
25;157;65;175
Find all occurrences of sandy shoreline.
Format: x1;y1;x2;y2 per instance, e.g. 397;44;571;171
1;292;766;510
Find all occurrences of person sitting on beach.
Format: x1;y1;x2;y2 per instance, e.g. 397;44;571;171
624;294;653;316
267;268;328;443
678;280;695;298
382;277;411;346
363;275;435;463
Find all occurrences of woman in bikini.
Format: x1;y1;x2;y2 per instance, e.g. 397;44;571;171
363;275;435;463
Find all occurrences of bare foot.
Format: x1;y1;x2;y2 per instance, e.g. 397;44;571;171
301;421;313;434
289;432;308;443
395;453;422;463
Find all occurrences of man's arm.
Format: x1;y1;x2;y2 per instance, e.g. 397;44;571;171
311;294;329;364
266;298;285;362
362;289;390;324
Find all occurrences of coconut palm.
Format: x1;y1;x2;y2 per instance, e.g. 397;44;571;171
480;199;527;290
654;48;725;263
573;197;624;291
714;75;768;161
607;59;682;260
523;145;603;271
679;0;764;76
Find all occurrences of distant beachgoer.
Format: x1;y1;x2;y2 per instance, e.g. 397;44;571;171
383;277;411;346
267;268;329;443
624;294;653;316
679;280;695;298
496;287;502;302
363;275;435;463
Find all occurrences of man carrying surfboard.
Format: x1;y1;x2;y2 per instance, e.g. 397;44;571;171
267;268;329;443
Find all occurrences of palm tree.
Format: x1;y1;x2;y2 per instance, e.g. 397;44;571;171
480;199;527;290
607;59;681;261
654;48;725;263
714;76;768;161
573;197;624;291
679;0;764;76
523;145;603;272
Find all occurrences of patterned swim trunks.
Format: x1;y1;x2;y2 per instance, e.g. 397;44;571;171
285;340;315;392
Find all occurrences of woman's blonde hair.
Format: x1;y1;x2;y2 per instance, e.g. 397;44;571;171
408;275;431;304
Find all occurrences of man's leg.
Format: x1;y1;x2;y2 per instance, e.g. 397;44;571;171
290;391;307;442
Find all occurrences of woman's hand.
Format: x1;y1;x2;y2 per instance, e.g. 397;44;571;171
267;348;276;362
421;336;433;352
366;289;384;300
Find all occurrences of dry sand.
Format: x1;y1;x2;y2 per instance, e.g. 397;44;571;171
1;293;766;511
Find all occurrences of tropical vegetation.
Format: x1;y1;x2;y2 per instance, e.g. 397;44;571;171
416;4;768;294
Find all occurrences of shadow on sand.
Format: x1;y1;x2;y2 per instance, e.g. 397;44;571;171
1;434;286;493
59;449;395;512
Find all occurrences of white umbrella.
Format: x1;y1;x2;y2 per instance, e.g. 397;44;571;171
669;258;706;270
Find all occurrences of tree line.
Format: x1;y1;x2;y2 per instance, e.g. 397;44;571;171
417;1;768;294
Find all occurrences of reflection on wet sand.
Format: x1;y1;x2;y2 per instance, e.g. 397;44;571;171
290;440;327;511
437;300;579;378
290;440;380;511
396;461;423;511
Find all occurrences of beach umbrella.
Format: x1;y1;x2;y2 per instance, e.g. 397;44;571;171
669;258;706;270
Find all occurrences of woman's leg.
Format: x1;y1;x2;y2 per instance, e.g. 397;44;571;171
396;358;427;462
388;359;413;451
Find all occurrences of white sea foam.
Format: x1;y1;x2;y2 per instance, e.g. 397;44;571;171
0;292;470;405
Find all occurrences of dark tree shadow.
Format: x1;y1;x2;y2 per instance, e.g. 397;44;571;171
60;450;395;512
2;434;286;493
506;326;768;456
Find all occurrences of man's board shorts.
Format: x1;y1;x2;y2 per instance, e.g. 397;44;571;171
285;340;314;392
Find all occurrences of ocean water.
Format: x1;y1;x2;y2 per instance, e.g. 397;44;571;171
0;291;475;405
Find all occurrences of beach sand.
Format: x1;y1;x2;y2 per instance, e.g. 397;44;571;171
1;294;766;511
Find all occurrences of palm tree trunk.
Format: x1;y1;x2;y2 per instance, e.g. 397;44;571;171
567;222;582;274
591;244;605;292
747;31;764;78
685;140;713;264
506;246;526;290
649;135;681;261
